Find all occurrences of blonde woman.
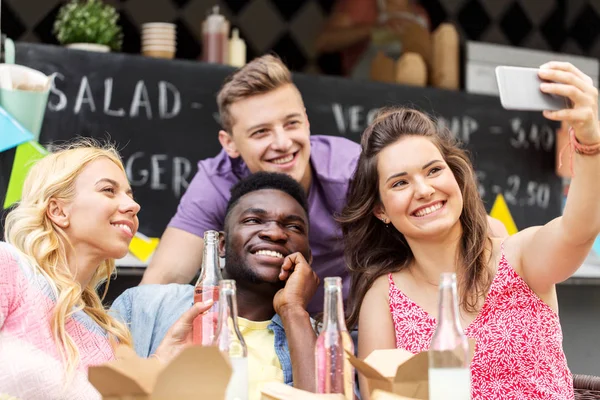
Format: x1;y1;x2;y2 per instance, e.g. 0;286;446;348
0;140;212;400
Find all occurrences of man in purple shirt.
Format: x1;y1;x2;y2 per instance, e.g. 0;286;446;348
141;54;361;313
141;54;508;314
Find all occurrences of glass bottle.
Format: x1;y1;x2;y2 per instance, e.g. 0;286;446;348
428;272;471;400
315;277;354;399
214;279;248;400
192;230;222;345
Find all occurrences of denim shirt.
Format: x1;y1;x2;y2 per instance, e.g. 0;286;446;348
110;284;294;386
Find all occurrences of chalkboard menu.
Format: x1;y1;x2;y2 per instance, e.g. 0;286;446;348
7;43;561;238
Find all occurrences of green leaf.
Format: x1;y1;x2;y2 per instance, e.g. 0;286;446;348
53;0;123;51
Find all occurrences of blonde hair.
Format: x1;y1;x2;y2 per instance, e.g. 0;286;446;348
4;138;133;380
216;54;297;132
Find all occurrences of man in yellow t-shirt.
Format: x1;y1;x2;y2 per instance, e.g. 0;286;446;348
237;318;284;396
112;172;321;398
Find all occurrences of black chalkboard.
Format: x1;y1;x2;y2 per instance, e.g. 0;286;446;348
5;42;561;239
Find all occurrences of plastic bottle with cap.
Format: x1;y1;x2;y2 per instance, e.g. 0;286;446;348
221;16;230;65
228;28;246;68
202;6;228;64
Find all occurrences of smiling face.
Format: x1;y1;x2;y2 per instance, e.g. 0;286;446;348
221;189;310;285
218;84;312;191
58;157;140;261
375;136;463;240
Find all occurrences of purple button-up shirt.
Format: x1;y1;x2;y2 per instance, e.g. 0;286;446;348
169;135;360;313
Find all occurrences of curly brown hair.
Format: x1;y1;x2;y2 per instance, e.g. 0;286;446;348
339;107;492;329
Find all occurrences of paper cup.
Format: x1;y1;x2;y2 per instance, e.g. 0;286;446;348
142;44;177;51
142;49;175;59
142;22;176;29
142;27;176;34
0;64;55;139
142;39;177;46
142;32;177;40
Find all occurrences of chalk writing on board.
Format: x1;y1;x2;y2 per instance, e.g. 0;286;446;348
331;103;483;145
476;171;551;210
331;103;379;135
124;152;192;198
509;117;554;152
49;75;183;119
437;115;479;144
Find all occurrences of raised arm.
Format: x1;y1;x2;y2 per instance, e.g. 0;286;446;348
487;215;509;238
140;227;204;284
274;252;320;391
357;274;396;400
517;62;600;294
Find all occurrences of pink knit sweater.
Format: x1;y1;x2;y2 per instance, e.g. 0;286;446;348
0;242;115;400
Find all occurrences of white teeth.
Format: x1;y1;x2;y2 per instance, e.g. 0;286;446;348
271;154;294;165
112;223;133;235
255;249;284;258
414;202;443;217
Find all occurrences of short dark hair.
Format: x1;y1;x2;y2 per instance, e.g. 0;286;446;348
225;172;309;219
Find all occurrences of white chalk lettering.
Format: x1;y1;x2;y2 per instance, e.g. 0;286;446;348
332;103;346;133
437;115;478;144
331;103;379;135
462;116;478;143
126;152;149;186
125;152;194;197
158;81;181;119
150;154;167;190
349;106;365;133
367;107;380;125
509;118;554;152
104;78;126;117
130;81;153;119
74;76;96;114
172;156;192;197
48;73;67;112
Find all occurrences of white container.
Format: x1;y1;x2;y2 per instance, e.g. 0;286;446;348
228;28;246;68
66;43;110;52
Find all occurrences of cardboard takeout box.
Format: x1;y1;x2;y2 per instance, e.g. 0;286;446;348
89;345;232;399
348;339;476;400
261;382;345;400
371;389;423;400
347;349;428;400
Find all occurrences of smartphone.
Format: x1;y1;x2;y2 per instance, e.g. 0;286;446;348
495;66;569;111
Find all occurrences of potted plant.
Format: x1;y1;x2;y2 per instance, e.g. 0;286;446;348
53;0;123;52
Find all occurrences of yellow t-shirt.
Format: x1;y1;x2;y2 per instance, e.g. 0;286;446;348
237;317;284;400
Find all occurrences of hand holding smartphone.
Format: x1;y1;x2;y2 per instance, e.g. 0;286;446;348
495;66;570;111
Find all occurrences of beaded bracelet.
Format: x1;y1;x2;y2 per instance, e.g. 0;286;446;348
558;127;600;176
